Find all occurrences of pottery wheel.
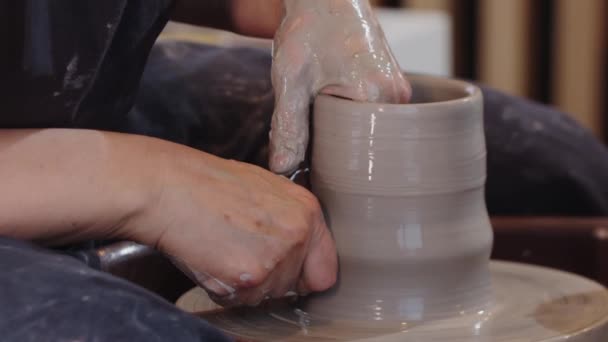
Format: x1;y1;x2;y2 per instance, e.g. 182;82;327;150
176;261;608;341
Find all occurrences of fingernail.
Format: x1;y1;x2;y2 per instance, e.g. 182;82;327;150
271;151;297;174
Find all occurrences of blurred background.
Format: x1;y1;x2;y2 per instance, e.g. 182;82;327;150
161;0;606;139
383;0;607;140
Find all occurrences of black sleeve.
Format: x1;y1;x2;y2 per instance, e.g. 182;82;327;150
0;0;174;129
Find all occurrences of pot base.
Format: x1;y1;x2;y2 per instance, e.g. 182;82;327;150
176;261;608;341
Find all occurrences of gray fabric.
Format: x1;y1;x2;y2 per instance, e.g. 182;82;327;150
0;237;232;342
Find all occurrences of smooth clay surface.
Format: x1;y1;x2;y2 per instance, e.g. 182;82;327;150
305;76;491;321
176;75;608;341
179;261;608;341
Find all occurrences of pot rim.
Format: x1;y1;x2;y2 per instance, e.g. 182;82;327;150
315;74;481;113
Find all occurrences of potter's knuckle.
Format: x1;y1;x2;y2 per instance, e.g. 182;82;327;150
290;184;315;202
301;192;323;216
223;259;269;288
278;212;310;244
287;221;310;245
236;265;269;289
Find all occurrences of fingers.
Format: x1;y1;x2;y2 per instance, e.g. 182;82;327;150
319;50;412;104
202;277;236;298
299;215;338;293
269;54;312;174
380;56;413;103
189;234;336;307
226;253;305;306
269;15;315;175
212;232;335;307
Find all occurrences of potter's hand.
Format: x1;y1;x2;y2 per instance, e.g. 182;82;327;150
269;0;412;173
0;129;336;307
134;144;337;306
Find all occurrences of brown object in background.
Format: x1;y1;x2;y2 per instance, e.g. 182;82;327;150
400;0;478;79
388;0;607;140
492;217;608;287
551;0;607;137
476;0;533;98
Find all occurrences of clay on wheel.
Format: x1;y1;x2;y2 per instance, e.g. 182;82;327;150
176;75;608;341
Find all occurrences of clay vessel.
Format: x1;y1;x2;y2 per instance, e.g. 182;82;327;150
177;75;608;341
303;75;492;321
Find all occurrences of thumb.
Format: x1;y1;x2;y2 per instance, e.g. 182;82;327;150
269;74;312;174
298;217;338;294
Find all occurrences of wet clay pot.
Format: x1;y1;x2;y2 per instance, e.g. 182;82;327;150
177;75;608;341
304;76;492;321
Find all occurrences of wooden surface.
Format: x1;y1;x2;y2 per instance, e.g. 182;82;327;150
476;0;533;98
551;0;607;136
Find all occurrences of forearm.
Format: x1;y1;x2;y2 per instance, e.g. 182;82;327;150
171;0;233;33
0;129;155;245
172;0;284;38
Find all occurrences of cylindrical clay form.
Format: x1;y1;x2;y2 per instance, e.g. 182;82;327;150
178;74;608;341
179;74;608;341
304;75;493;321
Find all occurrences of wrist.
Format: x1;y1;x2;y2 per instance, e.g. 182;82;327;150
231;0;284;38
114;135;218;249
108;134;174;246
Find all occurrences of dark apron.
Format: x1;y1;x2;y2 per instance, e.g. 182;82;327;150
0;0;173;129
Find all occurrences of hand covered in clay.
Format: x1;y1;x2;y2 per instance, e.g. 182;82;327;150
133;144;337;306
269;0;412;173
